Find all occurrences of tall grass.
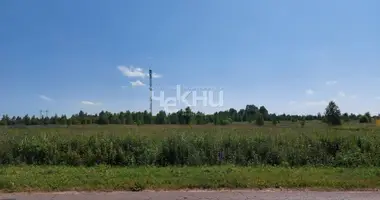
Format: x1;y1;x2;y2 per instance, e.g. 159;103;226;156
1;126;380;167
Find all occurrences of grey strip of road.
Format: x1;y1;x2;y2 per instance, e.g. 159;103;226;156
1;190;380;200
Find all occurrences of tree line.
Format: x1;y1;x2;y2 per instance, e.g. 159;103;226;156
0;102;377;126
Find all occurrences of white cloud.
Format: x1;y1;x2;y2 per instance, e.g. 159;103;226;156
130;80;145;87
151;72;162;78
81;101;102;106
338;91;346;97
305;89;314;95
305;100;328;106
376;97;380;100
117;65;162;78
117;66;146;78
326;80;338;85
39;95;53;101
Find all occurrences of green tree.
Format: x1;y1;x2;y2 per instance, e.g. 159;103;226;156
23;115;31;125
98;111;109;125
0;115;9;125
342;112;349;122
259;106;269;120
255;113;264;126
60;115;67;125
168;113;179;124
125;111;133;124
364;112;372;123
51;114;59;124
213;112;220;125
143;110;152;124
155;110;167;124
359;115;370;123
67;118;72;126
195;112;206;125
245;104;259;122
43;117;49;125
272;118;278;126
30;116;39;125
184;107;193;125
324;101;342;126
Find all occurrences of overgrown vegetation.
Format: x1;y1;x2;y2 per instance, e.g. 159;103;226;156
1;124;380;167
0;101;380;191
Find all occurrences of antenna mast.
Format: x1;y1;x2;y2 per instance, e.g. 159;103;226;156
149;68;153;122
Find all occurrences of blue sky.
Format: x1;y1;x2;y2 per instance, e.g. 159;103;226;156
1;0;379;116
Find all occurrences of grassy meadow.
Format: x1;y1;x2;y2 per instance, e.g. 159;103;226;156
1;121;380;191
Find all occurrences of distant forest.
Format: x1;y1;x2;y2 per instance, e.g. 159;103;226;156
0;103;377;126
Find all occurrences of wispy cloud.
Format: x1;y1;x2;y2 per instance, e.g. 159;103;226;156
81;101;102;106
305;89;314;95
39;95;53;101
305;100;328;106
326;80;338;85
130;80;145;87
151;73;162;78
338;91;346;97
117;65;162;78
118;66;146;78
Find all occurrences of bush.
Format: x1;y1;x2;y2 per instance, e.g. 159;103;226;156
359;115;370;123
272;119;278;126
300;120;305;127
220;120;231;125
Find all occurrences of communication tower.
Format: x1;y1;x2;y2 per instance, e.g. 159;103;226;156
149;69;153;121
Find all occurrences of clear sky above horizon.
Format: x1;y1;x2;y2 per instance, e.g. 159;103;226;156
1;0;379;116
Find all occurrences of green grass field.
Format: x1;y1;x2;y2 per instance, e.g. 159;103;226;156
1;122;380;191
2;165;380;192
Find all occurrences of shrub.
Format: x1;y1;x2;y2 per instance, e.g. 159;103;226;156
359;115;370;123
272;118;278;126
136;120;143;126
300;120;305;127
220;120;231;125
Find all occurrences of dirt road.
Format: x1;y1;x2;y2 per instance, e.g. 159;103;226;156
1;190;380;200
